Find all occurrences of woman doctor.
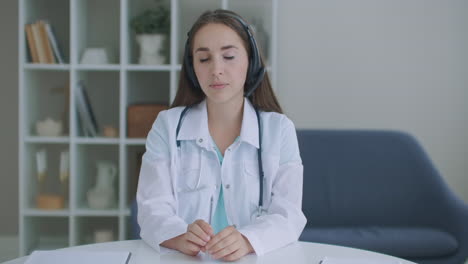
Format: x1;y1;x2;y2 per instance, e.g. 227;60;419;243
137;9;306;261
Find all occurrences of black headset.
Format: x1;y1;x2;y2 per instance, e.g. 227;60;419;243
183;12;266;98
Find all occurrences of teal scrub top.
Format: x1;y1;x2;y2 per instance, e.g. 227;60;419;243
211;137;240;234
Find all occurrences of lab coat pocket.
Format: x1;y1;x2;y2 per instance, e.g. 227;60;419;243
178;144;207;190
179;167;202;191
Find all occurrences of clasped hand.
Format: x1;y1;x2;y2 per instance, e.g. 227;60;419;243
168;219;254;261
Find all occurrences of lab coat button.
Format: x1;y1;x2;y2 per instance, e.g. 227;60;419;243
198;138;203;143
225;184;230;189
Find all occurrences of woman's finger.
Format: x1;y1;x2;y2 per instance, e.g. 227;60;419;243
205;225;235;250
195;219;214;237
212;240;240;260
183;240;201;256
207;233;236;255
186;230;207;247
188;221;211;242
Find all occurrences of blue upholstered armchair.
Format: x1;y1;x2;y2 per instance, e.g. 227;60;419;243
297;130;468;264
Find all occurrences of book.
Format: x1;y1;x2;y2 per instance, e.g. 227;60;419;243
75;81;99;137
44;21;65;64
38;20;56;64
25;23;39;63
31;22;47;63
24;250;131;264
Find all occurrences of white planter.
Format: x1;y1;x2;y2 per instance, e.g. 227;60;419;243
136;34;166;65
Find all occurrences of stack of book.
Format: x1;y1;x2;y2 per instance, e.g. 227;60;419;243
25;20;64;64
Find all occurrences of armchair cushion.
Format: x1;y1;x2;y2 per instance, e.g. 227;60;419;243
299;226;458;258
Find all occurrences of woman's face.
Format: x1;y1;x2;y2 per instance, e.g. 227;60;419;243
192;23;249;106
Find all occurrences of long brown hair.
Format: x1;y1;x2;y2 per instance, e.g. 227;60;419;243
170;9;283;114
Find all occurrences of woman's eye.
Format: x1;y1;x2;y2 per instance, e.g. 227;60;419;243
199;58;209;63
224;56;234;60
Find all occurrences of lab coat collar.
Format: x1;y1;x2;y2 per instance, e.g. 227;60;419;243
176;98;260;149
176;100;212;149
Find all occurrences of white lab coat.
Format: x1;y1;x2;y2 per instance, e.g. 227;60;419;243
137;98;306;256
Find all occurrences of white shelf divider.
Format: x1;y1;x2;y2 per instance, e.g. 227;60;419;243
69;0;78;248
18;0;26;256
119;0;129;242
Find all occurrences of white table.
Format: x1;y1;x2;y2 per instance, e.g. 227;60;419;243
3;240;416;264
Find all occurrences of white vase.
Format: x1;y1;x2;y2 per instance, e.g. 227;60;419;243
87;161;117;209
136;34;166;65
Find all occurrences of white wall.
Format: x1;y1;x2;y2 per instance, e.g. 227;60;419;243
277;0;468;201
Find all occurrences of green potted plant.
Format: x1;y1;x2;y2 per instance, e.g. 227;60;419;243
130;0;170;65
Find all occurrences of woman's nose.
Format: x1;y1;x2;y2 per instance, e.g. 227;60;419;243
211;58;223;76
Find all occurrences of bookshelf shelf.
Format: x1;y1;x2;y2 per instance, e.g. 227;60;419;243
25;136;70;143
74;209;122;217
75;64;121;71
19;0;277;256
75;137;120;145
23;209;70;217
125;64;173;71
124;138;146;146
73;208;130;216
24;64;70;70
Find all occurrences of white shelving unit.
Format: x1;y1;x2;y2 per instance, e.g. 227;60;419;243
18;0;277;256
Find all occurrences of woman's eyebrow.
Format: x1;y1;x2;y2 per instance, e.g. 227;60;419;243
195;47;209;53
221;45;238;51
195;45;238;53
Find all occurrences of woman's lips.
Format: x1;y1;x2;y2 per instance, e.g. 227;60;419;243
209;83;227;89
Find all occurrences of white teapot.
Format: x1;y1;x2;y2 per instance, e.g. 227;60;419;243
87;161;117;209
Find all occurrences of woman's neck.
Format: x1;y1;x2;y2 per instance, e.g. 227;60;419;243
206;97;244;154
206;97;244;129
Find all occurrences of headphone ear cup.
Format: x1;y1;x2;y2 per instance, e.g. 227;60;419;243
244;25;265;96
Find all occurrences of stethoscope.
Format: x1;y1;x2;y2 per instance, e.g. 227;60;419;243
175;103;266;217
